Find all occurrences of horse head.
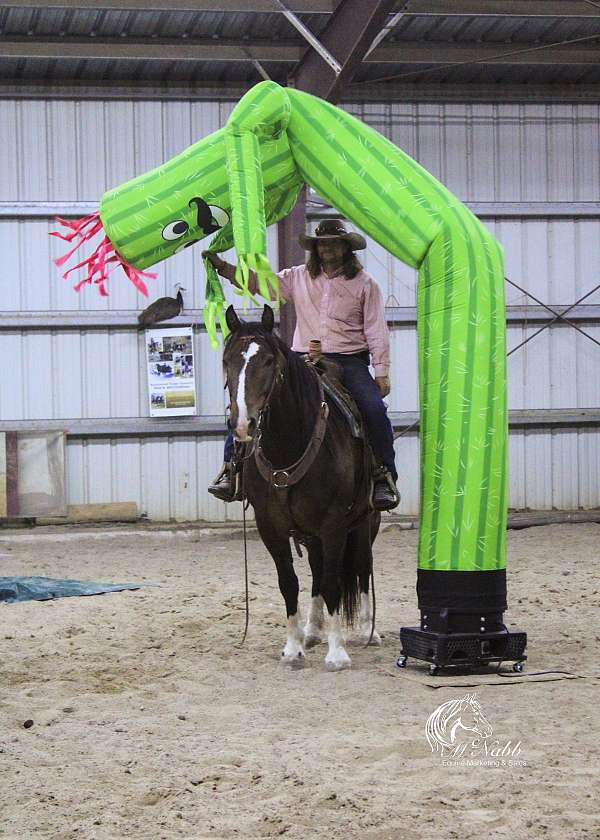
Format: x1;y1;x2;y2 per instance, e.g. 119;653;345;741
223;304;286;442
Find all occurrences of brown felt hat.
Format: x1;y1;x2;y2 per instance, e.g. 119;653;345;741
299;218;366;251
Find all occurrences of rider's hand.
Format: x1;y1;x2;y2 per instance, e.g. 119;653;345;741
202;250;226;270
375;375;391;398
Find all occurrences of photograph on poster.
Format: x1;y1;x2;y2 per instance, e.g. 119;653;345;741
145;327;197;417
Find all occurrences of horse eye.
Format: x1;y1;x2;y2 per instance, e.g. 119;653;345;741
162;220;189;241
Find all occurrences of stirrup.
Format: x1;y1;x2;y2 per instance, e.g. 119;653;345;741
371;468;401;512
207;463;237;502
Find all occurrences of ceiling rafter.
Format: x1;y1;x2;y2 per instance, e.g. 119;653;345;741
1;0;599;16
1;38;598;65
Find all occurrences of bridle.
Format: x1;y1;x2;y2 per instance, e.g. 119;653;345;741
227;335;329;491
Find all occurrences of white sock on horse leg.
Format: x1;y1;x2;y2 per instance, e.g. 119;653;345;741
304;595;325;646
325;610;351;671
281;611;306;666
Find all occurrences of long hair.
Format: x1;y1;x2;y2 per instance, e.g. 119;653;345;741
306;242;363;279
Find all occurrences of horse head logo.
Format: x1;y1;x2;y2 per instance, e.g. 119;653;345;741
425;693;493;754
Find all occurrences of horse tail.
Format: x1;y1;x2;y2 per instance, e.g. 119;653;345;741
340;529;362;626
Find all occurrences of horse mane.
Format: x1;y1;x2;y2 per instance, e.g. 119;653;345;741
224;321;322;446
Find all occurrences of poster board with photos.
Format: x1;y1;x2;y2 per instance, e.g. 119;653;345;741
145;327;197;417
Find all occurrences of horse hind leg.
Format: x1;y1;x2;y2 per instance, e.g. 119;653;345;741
304;538;325;648
320;529;352;671
353;522;382;646
358;589;381;646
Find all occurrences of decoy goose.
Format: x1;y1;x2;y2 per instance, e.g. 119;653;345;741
138;285;185;328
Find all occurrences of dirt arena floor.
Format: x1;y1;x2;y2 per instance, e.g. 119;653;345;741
1;521;599;840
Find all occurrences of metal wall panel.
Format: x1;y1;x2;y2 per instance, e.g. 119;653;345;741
1;97;599;519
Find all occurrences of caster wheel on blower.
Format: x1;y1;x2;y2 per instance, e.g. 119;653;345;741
396;654;408;669
429;664;439;676
512;661;525;673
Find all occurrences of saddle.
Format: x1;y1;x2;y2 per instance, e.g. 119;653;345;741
307;356;363;440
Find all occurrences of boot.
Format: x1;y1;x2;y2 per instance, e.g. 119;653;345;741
372;466;400;511
207;462;237;502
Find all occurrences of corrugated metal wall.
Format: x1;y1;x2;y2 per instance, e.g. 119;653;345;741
1;99;599;519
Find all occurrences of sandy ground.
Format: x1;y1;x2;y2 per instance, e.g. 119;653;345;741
1;521;599;840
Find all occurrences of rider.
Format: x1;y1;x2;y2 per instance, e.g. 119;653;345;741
205;218;400;511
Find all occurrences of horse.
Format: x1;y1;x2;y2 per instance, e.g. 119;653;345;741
222;304;381;671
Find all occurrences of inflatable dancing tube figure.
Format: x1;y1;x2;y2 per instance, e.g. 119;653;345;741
53;80;508;621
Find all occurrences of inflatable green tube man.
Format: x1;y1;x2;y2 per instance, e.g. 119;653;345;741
55;80;508;624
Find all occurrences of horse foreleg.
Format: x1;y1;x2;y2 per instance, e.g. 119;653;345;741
273;542;305;666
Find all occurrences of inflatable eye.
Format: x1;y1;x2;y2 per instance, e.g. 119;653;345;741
175;239;199;254
188;198;229;235
162;220;189;241
207;205;229;229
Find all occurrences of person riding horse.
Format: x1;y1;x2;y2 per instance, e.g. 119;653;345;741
206;218;400;512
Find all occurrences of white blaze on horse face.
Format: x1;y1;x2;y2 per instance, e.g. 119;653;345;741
234;341;261;441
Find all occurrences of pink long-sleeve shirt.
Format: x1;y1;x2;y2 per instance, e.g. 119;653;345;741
271;264;390;377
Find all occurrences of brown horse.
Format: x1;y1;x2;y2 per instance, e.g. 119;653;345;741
223;304;381;670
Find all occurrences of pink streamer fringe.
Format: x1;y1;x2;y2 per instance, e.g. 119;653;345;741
50;211;155;297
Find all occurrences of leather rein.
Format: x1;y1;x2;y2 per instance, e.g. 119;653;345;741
252;357;329;491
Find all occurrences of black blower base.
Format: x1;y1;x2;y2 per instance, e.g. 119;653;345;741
397;621;527;676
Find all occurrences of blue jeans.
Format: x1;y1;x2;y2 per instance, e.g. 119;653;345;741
223;351;397;481
324;352;397;481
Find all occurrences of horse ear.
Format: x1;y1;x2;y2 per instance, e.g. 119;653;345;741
226;305;241;333
261;305;274;333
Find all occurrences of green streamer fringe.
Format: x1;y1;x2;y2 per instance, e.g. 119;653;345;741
235;252;280;303
202;250;280;349
202;255;230;349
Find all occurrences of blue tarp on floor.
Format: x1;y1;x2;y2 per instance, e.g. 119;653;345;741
0;576;154;603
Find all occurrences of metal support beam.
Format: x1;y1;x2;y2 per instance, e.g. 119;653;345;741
3;305;600;331
2;1;597;17
288;0;398;103
5;200;600;221
0;39;598;67
307;200;600;219
273;0;342;74
10;200;600;220
2;81;600;104
277;1;397;341
2;409;599;438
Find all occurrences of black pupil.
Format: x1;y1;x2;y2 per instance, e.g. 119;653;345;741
174;221;187;235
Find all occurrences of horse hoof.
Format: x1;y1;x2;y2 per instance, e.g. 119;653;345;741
360;630;382;646
304;634;323;649
281;649;306;669
324;653;351;672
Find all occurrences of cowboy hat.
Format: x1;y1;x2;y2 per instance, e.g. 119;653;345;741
299;218;366;251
